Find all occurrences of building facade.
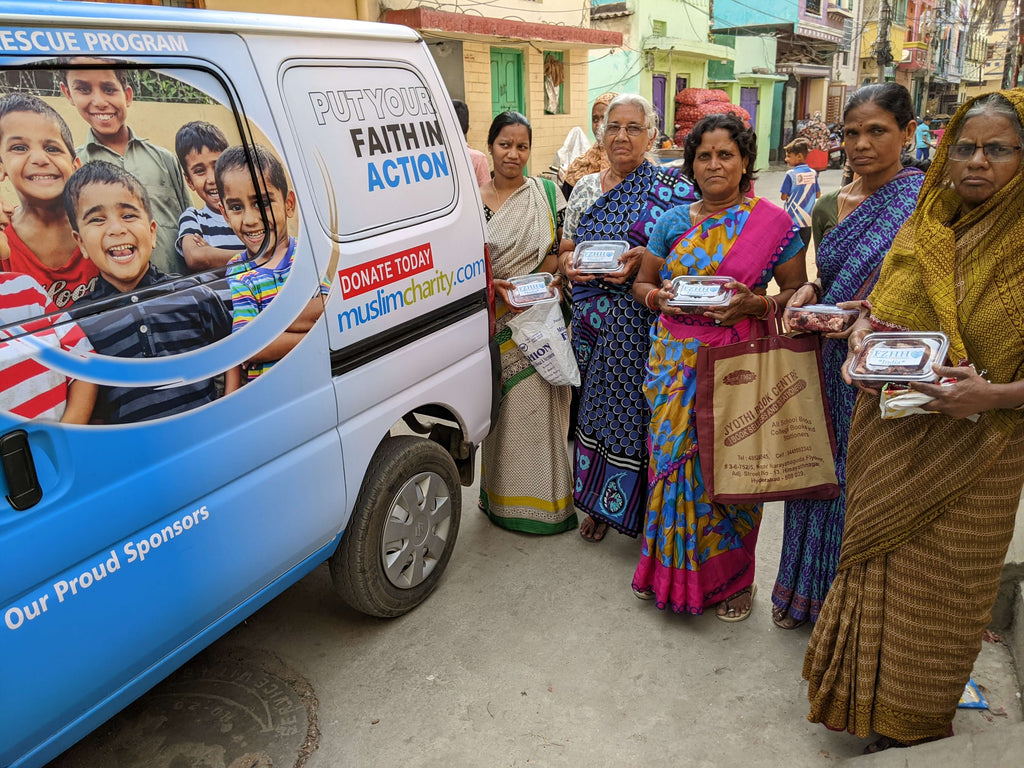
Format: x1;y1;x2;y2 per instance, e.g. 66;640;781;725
86;0;622;176
713;0;847;159
589;0;734;139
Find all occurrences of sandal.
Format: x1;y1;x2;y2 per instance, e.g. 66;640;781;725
863;736;909;754
579;515;608;543
632;586;655;601
716;584;757;623
771;605;807;630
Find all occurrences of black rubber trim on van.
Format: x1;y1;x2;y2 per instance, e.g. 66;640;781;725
331;290;489;377
486;336;501;435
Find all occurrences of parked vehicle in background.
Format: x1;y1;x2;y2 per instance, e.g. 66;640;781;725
827;123;845;169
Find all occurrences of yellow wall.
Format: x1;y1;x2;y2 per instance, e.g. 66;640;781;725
526;48;589;176
807;78;828;117
461;45;591;178
462;42;492;169
205;0;359;20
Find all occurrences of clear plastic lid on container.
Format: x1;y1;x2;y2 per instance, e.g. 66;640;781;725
849;332;950;383
573;240;629;274
667;275;735;309
507;272;559;308
783;304;860;334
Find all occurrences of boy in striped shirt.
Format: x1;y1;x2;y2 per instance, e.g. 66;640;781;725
64;161;230;423
174;121;243;272
217;145;323;391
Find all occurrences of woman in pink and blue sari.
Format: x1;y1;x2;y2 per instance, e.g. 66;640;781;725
631;113;808;621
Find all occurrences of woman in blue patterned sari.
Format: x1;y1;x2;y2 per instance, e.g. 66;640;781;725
558;94;696;542
771;84;924;628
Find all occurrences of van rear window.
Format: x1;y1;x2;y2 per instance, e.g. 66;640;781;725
281;63;457;240
0;60;316;425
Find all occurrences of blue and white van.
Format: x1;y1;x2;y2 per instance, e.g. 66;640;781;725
0;3;496;766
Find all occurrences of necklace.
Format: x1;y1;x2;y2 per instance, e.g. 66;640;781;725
695;193;744;223
490;180;519;209
602;168;623;192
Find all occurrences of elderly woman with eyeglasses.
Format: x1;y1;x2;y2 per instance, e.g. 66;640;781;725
804;91;1024;754
558;93;696;543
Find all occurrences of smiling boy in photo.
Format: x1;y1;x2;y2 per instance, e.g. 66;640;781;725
216;144;325;392
65;161;230;423
0;93;98;309
59;58;191;277
174;121;243;271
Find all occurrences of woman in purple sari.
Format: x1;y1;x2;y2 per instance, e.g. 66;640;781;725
770;84;924;628
558;94;696;543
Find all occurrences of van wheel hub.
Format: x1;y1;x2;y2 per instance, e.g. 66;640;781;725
380;471;452;589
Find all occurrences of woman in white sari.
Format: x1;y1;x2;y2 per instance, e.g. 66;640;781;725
479;111;574;534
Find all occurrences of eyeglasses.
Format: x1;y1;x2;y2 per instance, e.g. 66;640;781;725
948;143;1023;162
605;123;646;137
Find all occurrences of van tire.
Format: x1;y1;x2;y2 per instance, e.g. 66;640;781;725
330;435;461;618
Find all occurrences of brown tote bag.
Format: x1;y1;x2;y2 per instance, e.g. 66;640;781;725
694;312;839;504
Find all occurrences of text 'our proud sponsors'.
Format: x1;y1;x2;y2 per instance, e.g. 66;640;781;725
308;87;449;192
4;505;210;633
335;243;485;333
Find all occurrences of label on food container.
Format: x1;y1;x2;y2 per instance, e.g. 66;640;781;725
515;279;549;297
677;283;722;299
579;249;618;266
866;345;926;370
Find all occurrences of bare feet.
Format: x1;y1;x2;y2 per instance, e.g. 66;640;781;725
579;515;608;542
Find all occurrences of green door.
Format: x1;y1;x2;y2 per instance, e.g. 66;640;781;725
490;47;524;116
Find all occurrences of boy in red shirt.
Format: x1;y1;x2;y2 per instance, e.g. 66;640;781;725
0;93;98;309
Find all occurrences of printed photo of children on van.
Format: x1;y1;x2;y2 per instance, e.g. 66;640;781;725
58;57;191;276
217;144;324;392
0;93;98;309
64;161;230;423
0;63;317;424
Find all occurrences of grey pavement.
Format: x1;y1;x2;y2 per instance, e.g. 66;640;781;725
50;477;1022;768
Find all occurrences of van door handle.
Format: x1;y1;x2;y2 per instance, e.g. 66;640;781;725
1;429;43;511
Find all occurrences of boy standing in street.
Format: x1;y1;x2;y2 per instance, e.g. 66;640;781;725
780;138;820;248
60;58;191;277
915;117;933;161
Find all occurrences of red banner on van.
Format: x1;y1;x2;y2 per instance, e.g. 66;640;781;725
337;243;433;298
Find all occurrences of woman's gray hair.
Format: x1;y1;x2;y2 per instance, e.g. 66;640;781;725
598;93;659;141
958;93;1024;145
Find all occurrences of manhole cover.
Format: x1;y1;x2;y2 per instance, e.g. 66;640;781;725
48;646;319;768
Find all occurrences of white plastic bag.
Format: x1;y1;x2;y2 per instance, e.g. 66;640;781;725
507;300;580;387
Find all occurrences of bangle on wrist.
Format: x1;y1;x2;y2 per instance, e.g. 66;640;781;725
755;294;772;320
645;287;660;311
801;281;822;301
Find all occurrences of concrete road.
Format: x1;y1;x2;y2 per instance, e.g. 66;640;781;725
50;481;1020;768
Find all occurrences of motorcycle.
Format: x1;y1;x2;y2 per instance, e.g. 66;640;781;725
827;123;845;170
